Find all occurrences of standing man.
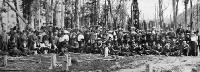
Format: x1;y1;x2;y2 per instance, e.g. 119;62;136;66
190;32;198;56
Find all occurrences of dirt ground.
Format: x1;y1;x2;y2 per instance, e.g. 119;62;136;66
0;53;200;72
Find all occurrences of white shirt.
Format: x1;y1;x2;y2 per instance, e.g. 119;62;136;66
59;34;69;42
191;35;198;44
78;34;84;41
40;43;51;49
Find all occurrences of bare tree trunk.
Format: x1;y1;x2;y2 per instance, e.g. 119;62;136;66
132;0;139;29
107;0;114;30
184;0;188;29
158;0;163;31
61;0;65;28
175;0;179;28
172;0;179;29
197;0;200;31
131;0;133;27
74;0;79;29
190;0;193;31
97;0;100;25
94;0;97;26
104;0;107;30
13;0;19;30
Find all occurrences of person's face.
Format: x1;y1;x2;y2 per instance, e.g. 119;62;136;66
144;36;147;40
98;41;101;43
95;43;97;46
44;40;49;45
103;44;106;47
166;36;169;39
127;38;130;41
88;40;91;43
186;35;189;37
166;44;170;49
183;42;187;45
173;39;176;42
52;40;56;44
139;45;142;48
14;47;18;50
23;42;27;46
54;31;58;35
50;33;53;36
14;30;17;33
157;44;161;47
153;42;156;45
146;43;148;46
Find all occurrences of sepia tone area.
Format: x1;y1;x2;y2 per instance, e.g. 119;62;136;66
0;0;200;72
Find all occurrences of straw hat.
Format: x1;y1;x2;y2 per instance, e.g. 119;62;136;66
63;30;70;34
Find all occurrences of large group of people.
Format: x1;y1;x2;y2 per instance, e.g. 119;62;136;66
0;25;199;57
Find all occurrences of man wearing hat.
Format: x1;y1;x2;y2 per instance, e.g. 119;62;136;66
77;32;84;49
58;30;70;53
59;39;70;56
59;30;69;42
190;32;198;56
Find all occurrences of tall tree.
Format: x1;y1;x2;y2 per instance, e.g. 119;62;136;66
190;0;193;31
158;0;163;30
22;0;33;25
13;0;19;29
184;0;189;29
107;0;114;30
172;0;179;29
197;0;200;30
131;0;139;29
74;0;79;29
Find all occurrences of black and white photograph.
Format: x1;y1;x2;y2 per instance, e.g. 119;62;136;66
0;0;200;72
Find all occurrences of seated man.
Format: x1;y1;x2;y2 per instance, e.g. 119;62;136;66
70;40;79;53
143;43;151;55
162;43;171;56
79;40;85;53
150;41;157;55
32;38;42;54
110;42;121;55
153;43;163;55
85;40;92;53
92;42;99;54
97;39;103;54
171;44;181;56
59;40;70;56
135;45;144;56
122;43;131;56
49;39;58;54
8;37;22;56
20;40;32;56
9;43;22;57
182;41;190;56
129;42;138;55
40;38;51;54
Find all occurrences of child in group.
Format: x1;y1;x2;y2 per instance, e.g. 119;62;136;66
20;40;32;56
